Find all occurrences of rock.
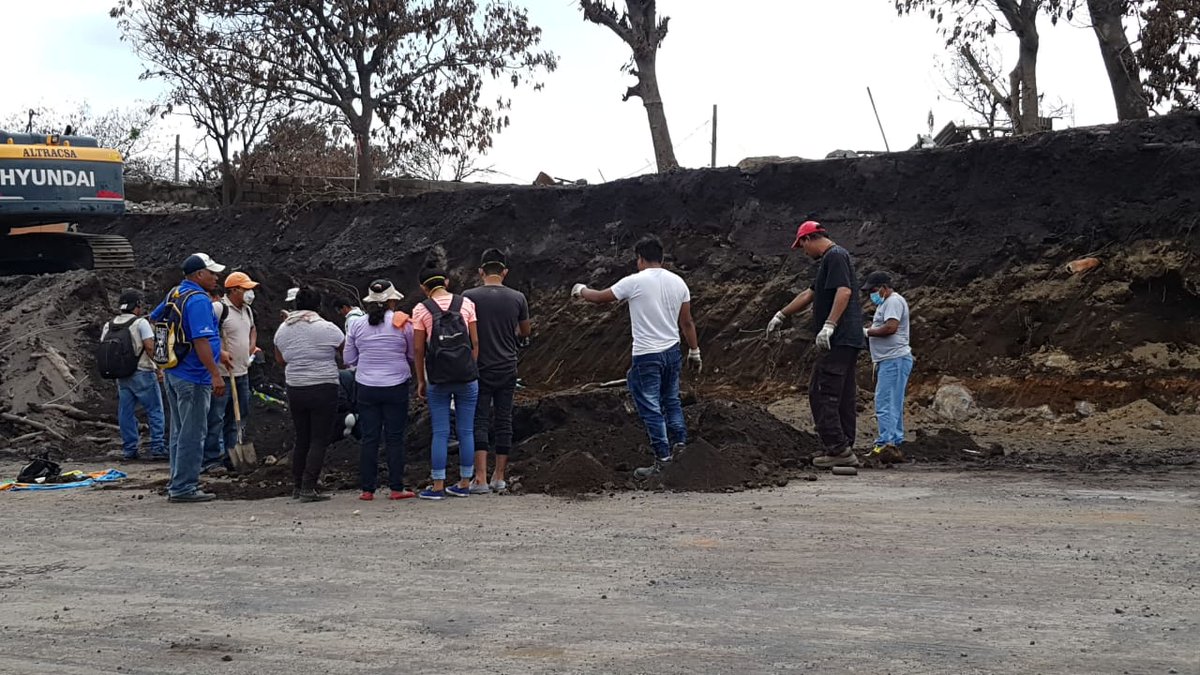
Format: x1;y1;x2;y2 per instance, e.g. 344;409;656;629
1148;419;1165;430
1091;281;1133;304
1075;401;1095;418
932;384;976;421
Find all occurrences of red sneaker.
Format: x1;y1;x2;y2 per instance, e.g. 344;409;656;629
359;491;375;501
389;489;416;500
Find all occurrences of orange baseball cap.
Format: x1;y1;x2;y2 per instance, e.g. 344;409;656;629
224;271;260;289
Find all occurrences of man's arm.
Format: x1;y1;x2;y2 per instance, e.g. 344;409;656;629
867;318;900;337
580;287;618;304
678;302;699;350
826;287;852;326
469;322;480;362
780;289;815;317
249;326;259;356
517;319;532;338
193;338;226;396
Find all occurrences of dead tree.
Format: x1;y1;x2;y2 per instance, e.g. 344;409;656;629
1085;0;1149;119
581;0;679;172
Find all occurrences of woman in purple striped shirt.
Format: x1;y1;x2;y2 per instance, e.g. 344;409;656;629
344;279;417;501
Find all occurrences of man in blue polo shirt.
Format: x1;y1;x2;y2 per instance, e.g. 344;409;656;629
151;253;228;503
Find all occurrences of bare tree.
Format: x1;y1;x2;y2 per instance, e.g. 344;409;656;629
113;0;289;205
144;0;555;191
1084;0;1149;119
943;45;1011;133
581;0;679;172
897;0;1073;134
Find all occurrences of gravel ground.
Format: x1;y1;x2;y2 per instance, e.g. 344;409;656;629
0;464;1197;674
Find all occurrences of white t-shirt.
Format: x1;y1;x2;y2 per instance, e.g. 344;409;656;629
100;314;156;372
610;267;691;357
869;293;912;364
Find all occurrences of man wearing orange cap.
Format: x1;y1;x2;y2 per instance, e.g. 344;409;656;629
766;221;866;468
203;271;261;471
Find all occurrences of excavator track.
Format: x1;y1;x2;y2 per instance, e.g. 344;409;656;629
0;230;135;275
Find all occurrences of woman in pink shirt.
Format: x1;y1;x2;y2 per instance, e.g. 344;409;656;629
344;279;416;501
412;265;479;500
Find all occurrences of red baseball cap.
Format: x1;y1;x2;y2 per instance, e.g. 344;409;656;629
790;221;826;248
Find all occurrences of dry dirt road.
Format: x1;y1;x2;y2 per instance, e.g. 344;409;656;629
0;465;1196;674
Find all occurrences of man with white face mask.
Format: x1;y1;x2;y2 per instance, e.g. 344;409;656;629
861;271;912;460
203;271;261;471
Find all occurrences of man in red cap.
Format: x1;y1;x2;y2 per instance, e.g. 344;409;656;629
766;221;865;468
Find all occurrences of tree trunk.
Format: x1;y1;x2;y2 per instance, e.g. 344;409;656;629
1013;25;1041;134
353;129;374;193
634;53;678;172
1087;0;1149;120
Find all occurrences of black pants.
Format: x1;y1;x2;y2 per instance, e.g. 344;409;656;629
474;369;518;455
357;382;410;492
287;383;338;490
809;346;860;453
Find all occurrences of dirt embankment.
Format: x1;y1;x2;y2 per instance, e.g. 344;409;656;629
1;114;1198;495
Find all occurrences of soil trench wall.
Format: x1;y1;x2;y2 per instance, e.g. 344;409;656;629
91;114;1200;411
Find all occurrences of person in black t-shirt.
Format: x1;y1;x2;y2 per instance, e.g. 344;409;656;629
765;221;865;468
463;249;531;493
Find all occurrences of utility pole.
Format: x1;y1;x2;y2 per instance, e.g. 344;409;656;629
710;104;718;168
174;134;181;183
867;87;891;153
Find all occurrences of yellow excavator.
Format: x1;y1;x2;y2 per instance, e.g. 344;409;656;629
0;130;134;274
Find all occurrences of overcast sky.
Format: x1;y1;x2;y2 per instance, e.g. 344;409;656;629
1;0;1124;184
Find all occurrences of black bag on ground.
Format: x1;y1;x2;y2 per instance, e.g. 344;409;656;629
17;454;61;483
422;295;478;385
96;317;140;380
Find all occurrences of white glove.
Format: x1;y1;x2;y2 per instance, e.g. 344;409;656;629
815;321;836;350
571;283;587;299
863;327;870;339
766;311;786;337
687;348;703;373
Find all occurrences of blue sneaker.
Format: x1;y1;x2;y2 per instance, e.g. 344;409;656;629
418;488;445;501
445;484;471;498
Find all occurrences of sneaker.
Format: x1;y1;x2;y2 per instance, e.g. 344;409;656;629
446;484;471;498
359;491;375;501
148;454;169;462
168;490;217;503
634;458;670;479
298;489;331;503
389;489;416;500
813;447;862;468
201;463;228;477
671;442;686;458
489;479;508;493
418;488;445;501
469;482;492;495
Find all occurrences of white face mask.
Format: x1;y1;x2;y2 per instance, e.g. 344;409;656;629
244;290;256;306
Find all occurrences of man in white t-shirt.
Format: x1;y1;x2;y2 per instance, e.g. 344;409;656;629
101;290;167;461
204;272;260;472
572;235;702;478
861;271;914;461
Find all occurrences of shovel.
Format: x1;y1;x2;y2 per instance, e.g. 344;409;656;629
229;374;257;471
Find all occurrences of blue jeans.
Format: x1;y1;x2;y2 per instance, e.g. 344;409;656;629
428;381;478;481
116;370;166;458
358;382;410;492
627;344;686;460
204;376;250;468
874;355;914;447
165;372;212;497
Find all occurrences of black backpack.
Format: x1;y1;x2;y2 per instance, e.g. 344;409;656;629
97;316;141;379
422;295;478;385
18;453;61;483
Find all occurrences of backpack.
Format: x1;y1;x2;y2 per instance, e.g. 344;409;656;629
17;453;61;483
96;316;141;380
218;301;253;330
422;295;478;385
151;287;204;369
